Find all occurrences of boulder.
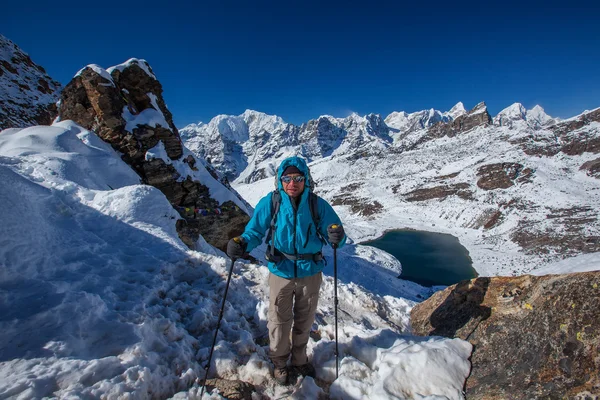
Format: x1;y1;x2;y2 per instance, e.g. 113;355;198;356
410;272;600;399
58;60;249;250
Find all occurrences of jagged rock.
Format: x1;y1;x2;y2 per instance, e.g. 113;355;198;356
401;183;473;201
580;158;600;178
410;272;600;399
204;378;255;400
428;101;492;139
58;59;249;250
476;162;533;190
0;34;61;129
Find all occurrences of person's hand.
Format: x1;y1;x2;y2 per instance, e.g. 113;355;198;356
327;224;345;247
227;236;247;260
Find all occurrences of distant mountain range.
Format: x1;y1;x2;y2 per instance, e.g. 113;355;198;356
178;101;561;184
181;102;600;276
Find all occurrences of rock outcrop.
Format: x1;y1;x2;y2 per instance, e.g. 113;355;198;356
402;183;473;202
410;272;600;399
0;34;61;130
476;162;534;190
58;59;249;250
581;157;600;178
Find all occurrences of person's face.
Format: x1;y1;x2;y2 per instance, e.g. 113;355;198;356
281;174;305;198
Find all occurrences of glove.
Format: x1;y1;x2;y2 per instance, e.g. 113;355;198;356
327;224;345;247
227;236;247;260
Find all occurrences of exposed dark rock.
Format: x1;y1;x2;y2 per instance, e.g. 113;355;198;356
511;207;600;255
476;162;533;190
204;378;255;400
58;60;249;250
434;172;460;180
402;183;473;201
428;101;492;138
410;272;600;399
483;210;503;230
580;158;600;178
330;195;383;217
515;108;600;157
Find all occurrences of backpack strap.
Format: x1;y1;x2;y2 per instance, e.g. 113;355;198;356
309;192;326;243
265;190;281;261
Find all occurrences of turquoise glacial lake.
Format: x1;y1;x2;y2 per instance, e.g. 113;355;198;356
363;229;478;287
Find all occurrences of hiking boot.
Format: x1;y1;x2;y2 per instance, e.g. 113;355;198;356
273;367;288;385
292;363;316;378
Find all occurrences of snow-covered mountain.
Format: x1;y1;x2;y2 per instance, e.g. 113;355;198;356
0;34;62;129
184;103;600;277
493;102;559;128
384;102;466;138
179;110;392;184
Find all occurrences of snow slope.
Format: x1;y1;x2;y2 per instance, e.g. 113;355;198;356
1;121;474;399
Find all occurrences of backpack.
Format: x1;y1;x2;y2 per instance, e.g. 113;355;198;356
265;189;325;263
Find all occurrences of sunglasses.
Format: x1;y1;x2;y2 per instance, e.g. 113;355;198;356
281;175;306;184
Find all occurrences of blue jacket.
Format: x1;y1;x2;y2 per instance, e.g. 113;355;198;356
241;157;346;279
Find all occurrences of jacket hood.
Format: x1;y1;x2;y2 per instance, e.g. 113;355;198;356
276;156;312;192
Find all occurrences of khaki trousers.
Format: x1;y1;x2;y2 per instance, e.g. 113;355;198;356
268;272;322;369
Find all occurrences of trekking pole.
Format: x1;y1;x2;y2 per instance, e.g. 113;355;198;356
332;237;339;379
200;255;237;398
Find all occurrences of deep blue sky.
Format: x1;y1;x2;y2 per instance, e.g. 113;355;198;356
3;1;599;127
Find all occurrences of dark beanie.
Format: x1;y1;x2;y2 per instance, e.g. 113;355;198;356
282;165;303;176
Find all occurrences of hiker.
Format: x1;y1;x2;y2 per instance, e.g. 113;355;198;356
226;156;346;384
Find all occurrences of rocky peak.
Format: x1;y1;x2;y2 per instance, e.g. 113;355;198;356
526;105;557;127
469;101;489;115
58;59;249;250
0;34;62;130
423;101;492;142
445;102;467;120
384;108;445;134
494;102;527;126
364;113;391;140
241;109;288;134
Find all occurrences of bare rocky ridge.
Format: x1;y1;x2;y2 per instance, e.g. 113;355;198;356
428;101;492;139
410;272;600;399
58;60;249;250
0;35;62;129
